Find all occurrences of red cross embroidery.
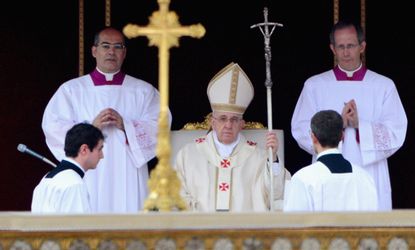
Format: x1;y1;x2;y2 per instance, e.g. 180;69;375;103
220;159;230;168
195;137;206;143
219;182;229;191
247;140;257;146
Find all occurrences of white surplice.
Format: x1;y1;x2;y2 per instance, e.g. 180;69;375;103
42;74;163;213
31;159;90;213
284;149;378;212
291;69;407;210
174;132;291;212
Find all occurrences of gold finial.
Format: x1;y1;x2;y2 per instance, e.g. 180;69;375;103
123;1;205;50
123;0;205;211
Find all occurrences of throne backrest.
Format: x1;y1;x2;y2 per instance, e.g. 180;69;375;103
170;129;284;167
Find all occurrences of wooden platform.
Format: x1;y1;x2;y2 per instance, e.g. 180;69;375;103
1;210;414;249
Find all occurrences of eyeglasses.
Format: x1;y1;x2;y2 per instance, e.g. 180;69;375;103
213;116;242;124
96;42;126;51
334;43;359;51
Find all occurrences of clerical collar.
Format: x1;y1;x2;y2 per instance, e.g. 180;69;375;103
212;131;240;158
46;158;85;179
316;148;341;159
333;64;366;81
90;68;126;86
316;148;352;173
63;157;86;174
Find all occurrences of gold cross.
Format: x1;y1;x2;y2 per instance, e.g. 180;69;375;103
123;0;205;212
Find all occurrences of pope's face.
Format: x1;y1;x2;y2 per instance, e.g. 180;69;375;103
211;111;245;144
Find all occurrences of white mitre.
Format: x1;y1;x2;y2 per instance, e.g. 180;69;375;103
207;62;254;115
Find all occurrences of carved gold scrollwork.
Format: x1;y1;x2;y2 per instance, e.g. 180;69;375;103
182;113;265;130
